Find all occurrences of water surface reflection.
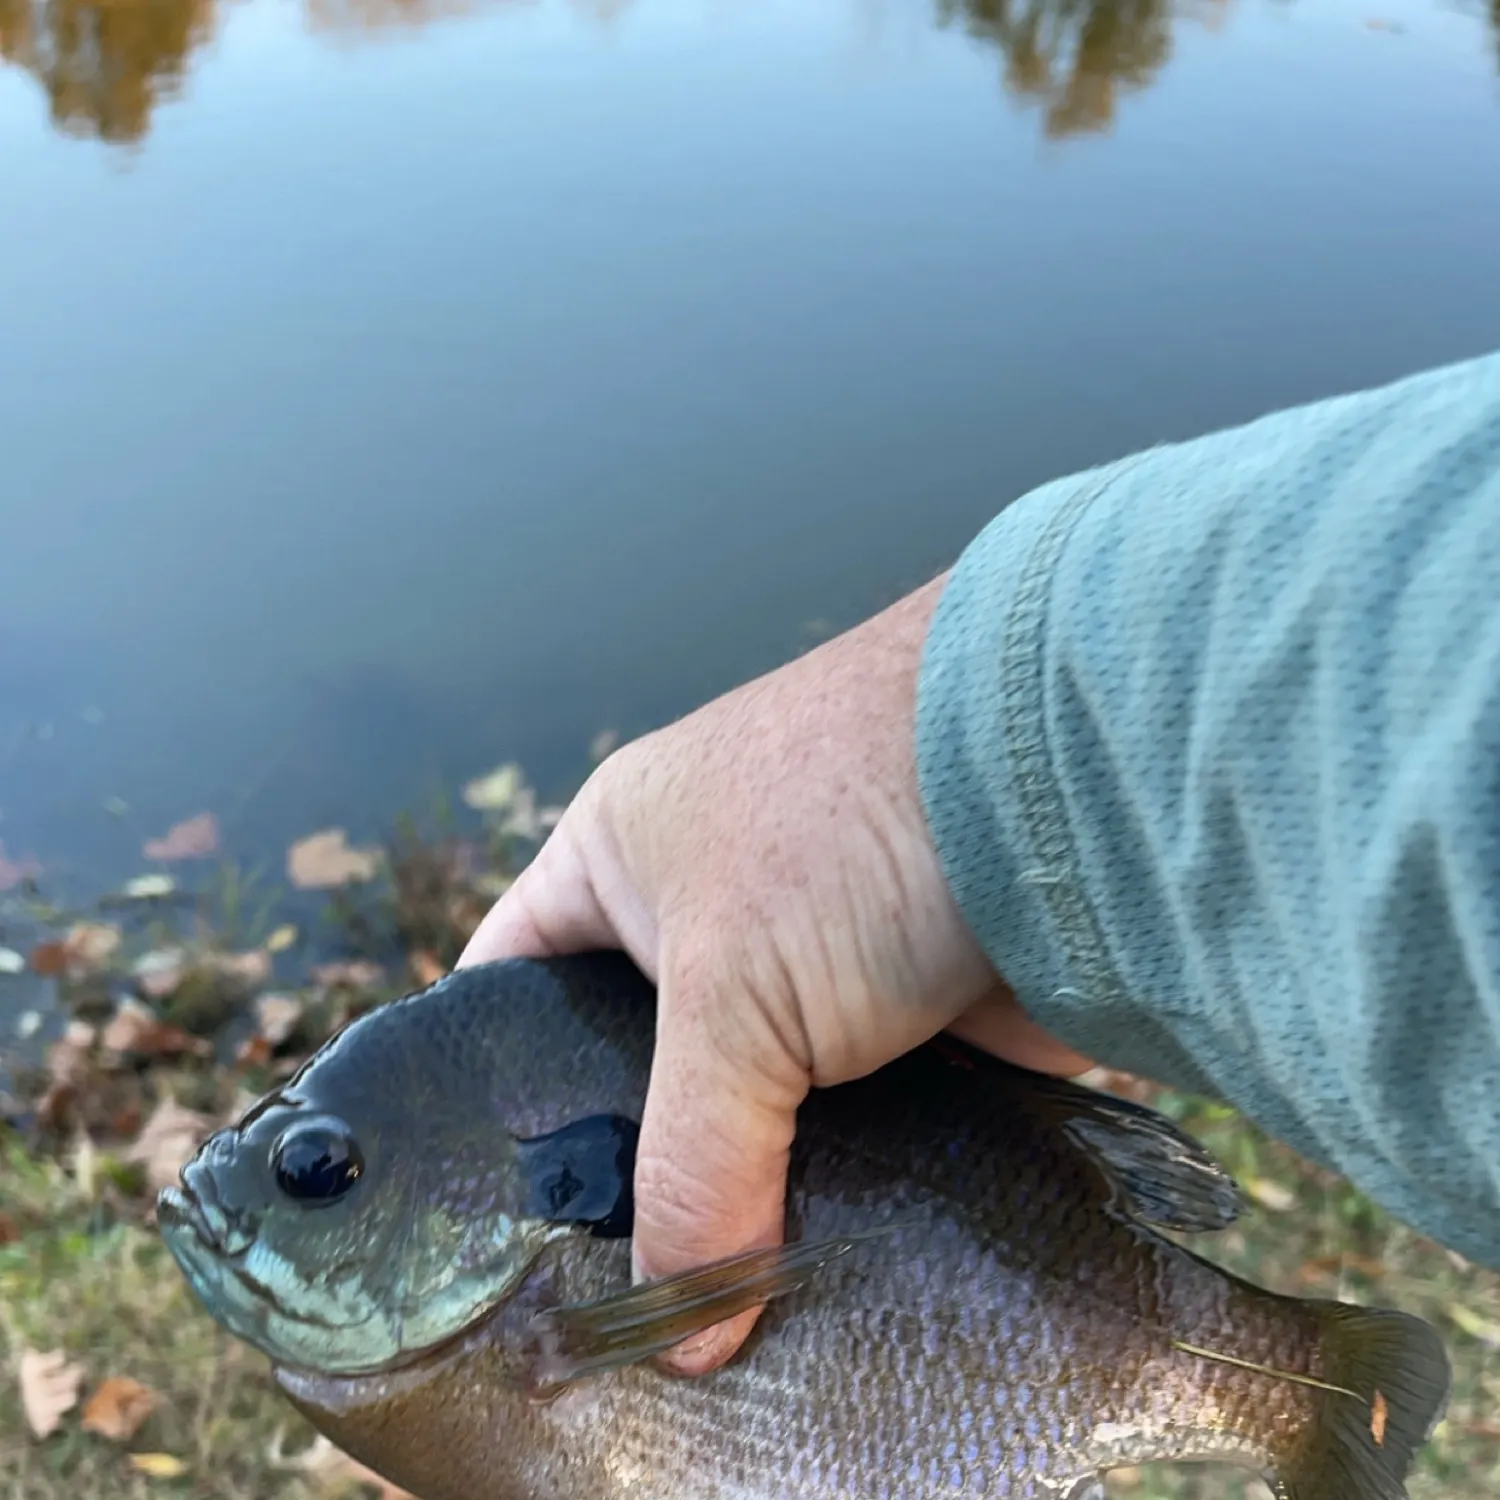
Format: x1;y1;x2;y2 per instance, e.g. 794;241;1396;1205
0;0;1347;146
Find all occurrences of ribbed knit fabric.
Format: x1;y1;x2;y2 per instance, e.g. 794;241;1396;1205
917;350;1500;1270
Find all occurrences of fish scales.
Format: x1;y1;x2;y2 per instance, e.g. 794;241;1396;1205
159;953;1451;1500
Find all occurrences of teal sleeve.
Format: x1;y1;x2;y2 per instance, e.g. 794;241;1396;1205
915;350;1500;1271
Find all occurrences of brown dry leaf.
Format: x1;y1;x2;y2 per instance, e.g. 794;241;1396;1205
205;948;274;988
123;1098;219;1195
143;812;220;861
235;1034;274;1069
81;1376;157;1441
100;1000;212;1060
19;1348;85;1438
129;1452;188;1478
287;829;382;890
35;1022;100;1132
1296;1251;1387;1285
28;940;69;977
0;1211;19;1245
64;921;122;973
409;949;447;987
312;960;385;990
254;992;305;1047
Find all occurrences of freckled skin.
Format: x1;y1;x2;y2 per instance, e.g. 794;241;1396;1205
250;956;1335;1500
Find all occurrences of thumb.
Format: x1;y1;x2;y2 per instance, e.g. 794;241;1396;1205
631;953;810;1377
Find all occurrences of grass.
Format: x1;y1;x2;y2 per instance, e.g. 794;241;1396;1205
2;1090;1495;1500
0;781;1495;1498
1101;1086;1500;1500
0;1142;335;1499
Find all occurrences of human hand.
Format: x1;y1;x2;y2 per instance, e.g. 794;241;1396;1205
457;573;1092;1375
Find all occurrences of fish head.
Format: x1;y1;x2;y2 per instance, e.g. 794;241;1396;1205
157;992;570;1378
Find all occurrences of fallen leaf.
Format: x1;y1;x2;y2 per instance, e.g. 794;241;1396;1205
265;924;299;954
204;948;273;988
0;946;26;975
1296;1251;1387;1284
409;950;447;987
19;1348;85;1438
288;830;382;890
123;1098;218;1195
311;960;385;990
64;922;122;974
0;839;41;891
128;1452;188;1478
234;1034;273;1069
132;949;187;1000
81;1376;157;1441
1244;1177;1297;1213
0;1211;19;1245
27;941;67;976
100;1000;212;1060
461;762;523;812
254;992;304;1047
35;1021;99;1129
273;1433;415;1500
143;812;220;862
120;874;177;901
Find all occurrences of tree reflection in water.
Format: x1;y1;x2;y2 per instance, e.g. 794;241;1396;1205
0;0;1496;147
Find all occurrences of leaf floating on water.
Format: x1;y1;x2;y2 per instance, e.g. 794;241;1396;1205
287;829;382;889
128;1452;188;1478
265;923;299;954
0;946;25;975
81;1375;157;1441
462;762;524;812
120;874;178;901
143;812;220;862
19;1348;85;1438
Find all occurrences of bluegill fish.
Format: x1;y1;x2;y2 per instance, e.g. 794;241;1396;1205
158;953;1449;1500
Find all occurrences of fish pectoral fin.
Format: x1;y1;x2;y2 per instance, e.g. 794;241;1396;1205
527;1232;882;1388
1024;1072;1244;1233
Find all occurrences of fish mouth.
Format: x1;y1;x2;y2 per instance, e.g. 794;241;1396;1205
158;1184;221;1251
158;1166;239;1256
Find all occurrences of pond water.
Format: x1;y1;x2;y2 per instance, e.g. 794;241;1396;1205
2;0;1499;911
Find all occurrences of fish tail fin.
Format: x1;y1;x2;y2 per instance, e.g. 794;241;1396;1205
1275;1303;1450;1500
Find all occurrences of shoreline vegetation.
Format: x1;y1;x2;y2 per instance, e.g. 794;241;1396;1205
1;760;1497;1500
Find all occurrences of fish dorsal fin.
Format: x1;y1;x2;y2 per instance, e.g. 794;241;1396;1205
1021;1070;1244;1233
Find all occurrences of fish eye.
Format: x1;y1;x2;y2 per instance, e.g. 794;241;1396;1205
271;1119;364;1204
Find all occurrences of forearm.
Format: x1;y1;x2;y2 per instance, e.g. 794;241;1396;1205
916;350;1500;1269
